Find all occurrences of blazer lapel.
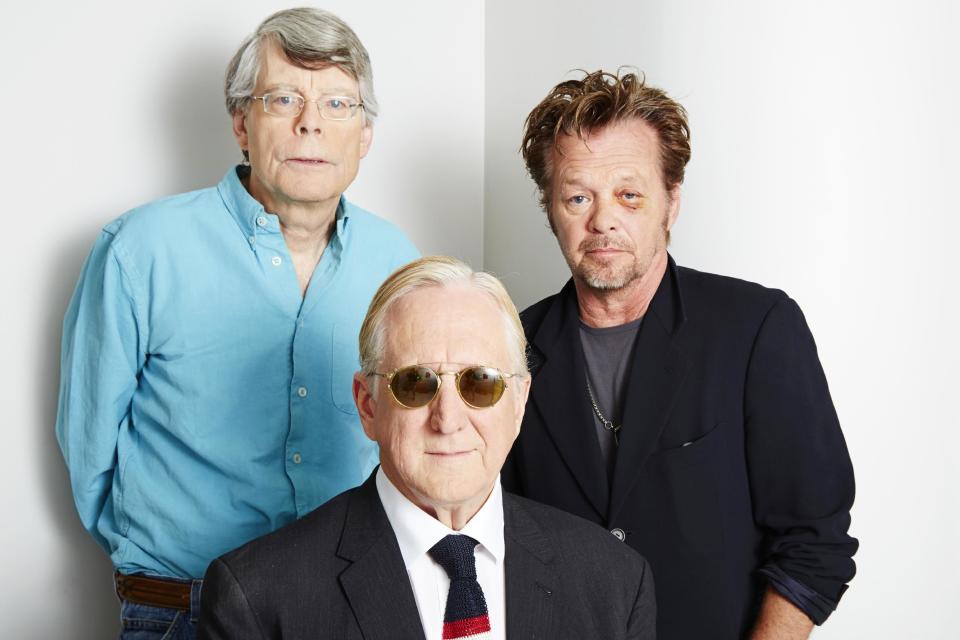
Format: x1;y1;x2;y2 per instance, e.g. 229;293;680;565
609;257;691;521
503;494;558;638
529;281;610;518
337;474;426;640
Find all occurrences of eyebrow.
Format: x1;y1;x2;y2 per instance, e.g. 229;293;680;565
260;83;359;97
559;170;648;189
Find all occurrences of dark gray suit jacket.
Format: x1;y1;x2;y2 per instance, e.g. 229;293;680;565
197;471;655;639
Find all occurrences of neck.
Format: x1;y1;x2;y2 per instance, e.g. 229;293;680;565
384;466;493;531
431;498;487;531
245;174;339;295
576;250;668;328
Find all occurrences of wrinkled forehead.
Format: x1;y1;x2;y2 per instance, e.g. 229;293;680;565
381;285;514;369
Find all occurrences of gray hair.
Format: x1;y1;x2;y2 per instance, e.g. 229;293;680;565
225;7;378;121
359;257;529;377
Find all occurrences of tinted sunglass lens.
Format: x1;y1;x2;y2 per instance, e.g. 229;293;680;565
390;366;439;407
458;366;505;408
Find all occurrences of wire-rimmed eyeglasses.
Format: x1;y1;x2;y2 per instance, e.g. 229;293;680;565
248;92;364;120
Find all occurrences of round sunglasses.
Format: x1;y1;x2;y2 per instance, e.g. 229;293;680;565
369;364;521;409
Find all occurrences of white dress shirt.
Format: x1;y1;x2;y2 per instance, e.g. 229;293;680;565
376;468;506;640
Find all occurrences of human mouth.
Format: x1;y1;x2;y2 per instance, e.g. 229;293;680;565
286;157;329;167
426;450;475;459
581;239;631;257
587;248;623;255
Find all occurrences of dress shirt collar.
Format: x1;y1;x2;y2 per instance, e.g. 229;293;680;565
217;165;350;240
376;467;505;568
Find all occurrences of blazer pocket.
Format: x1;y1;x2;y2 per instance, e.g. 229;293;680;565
657;420;723;455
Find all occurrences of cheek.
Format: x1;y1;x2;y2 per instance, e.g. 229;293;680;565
385;421;422;470
476;419;516;466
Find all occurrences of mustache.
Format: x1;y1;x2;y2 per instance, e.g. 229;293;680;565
579;237;634;252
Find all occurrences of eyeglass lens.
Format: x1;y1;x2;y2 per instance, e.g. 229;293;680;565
388;366;506;409
260;93;358;120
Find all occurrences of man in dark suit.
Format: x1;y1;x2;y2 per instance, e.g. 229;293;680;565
502;70;857;640
198;256;655;640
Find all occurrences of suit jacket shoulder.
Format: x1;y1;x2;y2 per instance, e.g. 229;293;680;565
674;264;788;321
198;477;426;640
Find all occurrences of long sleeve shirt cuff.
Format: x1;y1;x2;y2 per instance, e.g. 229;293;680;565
757;564;838;625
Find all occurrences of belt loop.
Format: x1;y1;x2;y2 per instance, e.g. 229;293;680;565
190;578;204;623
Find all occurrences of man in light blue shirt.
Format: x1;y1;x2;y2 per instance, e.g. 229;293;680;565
55;8;417;638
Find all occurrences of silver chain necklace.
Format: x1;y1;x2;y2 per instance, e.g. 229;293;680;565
586;379;621;446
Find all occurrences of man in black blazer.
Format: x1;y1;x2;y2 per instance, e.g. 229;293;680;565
198;257;655;639
502;70;857;640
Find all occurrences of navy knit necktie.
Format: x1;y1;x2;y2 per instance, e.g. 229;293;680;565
427;534;491;639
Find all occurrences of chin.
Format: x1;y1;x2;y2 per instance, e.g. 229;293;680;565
580;267;640;291
419;476;485;507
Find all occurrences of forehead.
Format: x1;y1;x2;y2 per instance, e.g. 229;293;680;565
382;285;513;368
552;118;662;183
256;39;359;95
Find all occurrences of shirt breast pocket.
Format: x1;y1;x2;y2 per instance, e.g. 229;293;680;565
330;322;361;414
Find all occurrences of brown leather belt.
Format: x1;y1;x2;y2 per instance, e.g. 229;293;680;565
115;573;194;611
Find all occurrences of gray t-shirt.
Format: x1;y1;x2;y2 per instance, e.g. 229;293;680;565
579;316;644;480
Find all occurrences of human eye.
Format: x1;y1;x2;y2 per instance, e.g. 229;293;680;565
266;92;301;112
618;190;645;207
567;194;589;206
324;97;353;112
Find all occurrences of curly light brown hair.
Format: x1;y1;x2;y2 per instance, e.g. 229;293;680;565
521;70;691;218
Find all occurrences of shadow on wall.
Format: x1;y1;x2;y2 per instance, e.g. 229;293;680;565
36;45;237;638
164;42;241;194
38;227;120;639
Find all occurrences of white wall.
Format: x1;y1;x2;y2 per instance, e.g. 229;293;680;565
485;1;959;638
3;0;958;637
0;1;483;637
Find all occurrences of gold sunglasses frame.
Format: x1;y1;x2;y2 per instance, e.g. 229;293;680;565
368;364;520;409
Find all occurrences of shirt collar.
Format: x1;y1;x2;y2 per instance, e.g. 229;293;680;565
376;467;505;569
216;164;351;239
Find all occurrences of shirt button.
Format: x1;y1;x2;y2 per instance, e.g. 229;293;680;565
292;453;302;464
297;386;308;398
248;235;256;245
271;256;282;266
610;528;626;542
256;216;267;227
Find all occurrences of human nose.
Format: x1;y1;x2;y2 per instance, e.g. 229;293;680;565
429;374;466;434
295;98;324;135
588;195;619;233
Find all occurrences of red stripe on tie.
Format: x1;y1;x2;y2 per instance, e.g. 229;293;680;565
442;614;491;638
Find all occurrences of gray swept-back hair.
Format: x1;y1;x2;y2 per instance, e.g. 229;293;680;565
225;7;378;121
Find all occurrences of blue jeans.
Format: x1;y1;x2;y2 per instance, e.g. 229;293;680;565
117;577;202;640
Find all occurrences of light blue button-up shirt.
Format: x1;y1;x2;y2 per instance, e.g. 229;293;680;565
56;166;419;578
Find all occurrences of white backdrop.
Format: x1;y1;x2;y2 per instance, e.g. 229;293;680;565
2;0;958;638
485;1;960;639
0;1;483;637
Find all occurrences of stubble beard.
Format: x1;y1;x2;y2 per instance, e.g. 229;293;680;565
560;230;665;293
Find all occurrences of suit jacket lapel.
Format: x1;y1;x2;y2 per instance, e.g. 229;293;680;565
529;281;610;518
504;494;558;637
337;473;426;640
609;257;691;521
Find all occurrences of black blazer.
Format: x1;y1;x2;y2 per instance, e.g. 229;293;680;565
502;257;857;640
198;472;656;639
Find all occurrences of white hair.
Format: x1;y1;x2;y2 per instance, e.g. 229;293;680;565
359;257;529;376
